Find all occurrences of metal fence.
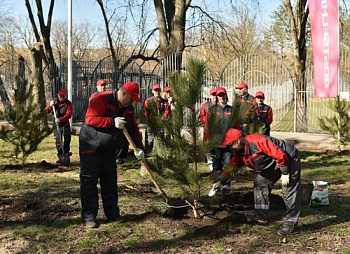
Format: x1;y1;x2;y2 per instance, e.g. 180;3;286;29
1;51;350;133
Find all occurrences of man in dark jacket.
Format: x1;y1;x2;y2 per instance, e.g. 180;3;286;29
235;82;255;134
45;88;73;164
251;91;273;135
79;81;144;228
221;128;301;236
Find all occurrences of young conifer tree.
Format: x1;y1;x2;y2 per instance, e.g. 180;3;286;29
145;57;239;216
0;77;51;163
318;96;350;151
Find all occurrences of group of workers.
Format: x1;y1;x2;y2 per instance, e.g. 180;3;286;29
200;82;300;236
45;80;301;236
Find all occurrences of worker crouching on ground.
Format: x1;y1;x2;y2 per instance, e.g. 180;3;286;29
221;128;301;236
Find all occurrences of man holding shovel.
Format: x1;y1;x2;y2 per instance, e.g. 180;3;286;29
45;88;73;165
79;81;144;228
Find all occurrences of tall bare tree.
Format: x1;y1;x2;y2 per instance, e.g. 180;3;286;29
24;0;61;95
283;0;309;132
51;20;99;64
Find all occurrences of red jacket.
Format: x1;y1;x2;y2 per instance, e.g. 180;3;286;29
45;98;73;127
79;89;143;154
199;100;217;124
230;134;298;175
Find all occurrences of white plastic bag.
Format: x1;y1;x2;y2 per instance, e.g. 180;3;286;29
310;181;329;207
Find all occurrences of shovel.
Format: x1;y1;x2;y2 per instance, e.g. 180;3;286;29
122;127;188;218
52;105;70;166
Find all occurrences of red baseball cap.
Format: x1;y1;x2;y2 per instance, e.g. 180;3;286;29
210;88;217;95
220;128;243;146
216;87;227;95
152;84;161;91
164;86;172;92
236;82;248;89
122;82;141;102
255;91;265;98
97;79;107;86
58;89;67;97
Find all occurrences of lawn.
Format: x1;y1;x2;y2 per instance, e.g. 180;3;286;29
0;134;350;253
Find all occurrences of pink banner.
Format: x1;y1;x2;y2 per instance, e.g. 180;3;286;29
309;0;339;98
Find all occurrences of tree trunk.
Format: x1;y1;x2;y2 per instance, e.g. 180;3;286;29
284;0;309;132
29;42;48;125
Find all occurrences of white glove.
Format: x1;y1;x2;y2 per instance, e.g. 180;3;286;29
168;97;173;104
50;100;55;107
55;118;60;124
114;117;126;129
134;148;145;160
281;174;290;186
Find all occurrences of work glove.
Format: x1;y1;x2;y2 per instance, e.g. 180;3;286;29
134;148;145;161
49;100;55;107
55;118;60;124
114;117;126;129
281;174;290;187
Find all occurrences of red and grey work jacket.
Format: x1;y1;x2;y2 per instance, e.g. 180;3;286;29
206;103;233;141
230;134;298;175
45;98;73;127
237;93;256;127
251;104;273;126
144;96;171;124
79;89;143;154
199;100;217;124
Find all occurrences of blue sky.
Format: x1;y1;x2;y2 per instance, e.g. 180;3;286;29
11;0;281;25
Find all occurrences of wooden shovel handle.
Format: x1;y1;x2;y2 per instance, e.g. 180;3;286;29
121;128;168;198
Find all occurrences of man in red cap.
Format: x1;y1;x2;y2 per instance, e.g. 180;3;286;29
251;91;273;135
235;82;255;133
144;84;170;155
89;79;107;103
79;81;144;228
45;88;73;164
221;128;301;236
205;87;234;194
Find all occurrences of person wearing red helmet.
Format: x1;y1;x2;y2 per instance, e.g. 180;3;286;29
251;91;273;135
205;87;234;195
144;84;171;155
45;88;73;164
221;128;301;236
79;81;144;228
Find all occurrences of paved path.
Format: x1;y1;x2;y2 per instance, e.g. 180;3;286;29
270;131;335;145
0;120;336;146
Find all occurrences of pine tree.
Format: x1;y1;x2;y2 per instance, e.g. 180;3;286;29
318;96;350;151
0;77;51;164
145;57;238;217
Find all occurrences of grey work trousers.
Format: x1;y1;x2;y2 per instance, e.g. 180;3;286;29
254;153;301;225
